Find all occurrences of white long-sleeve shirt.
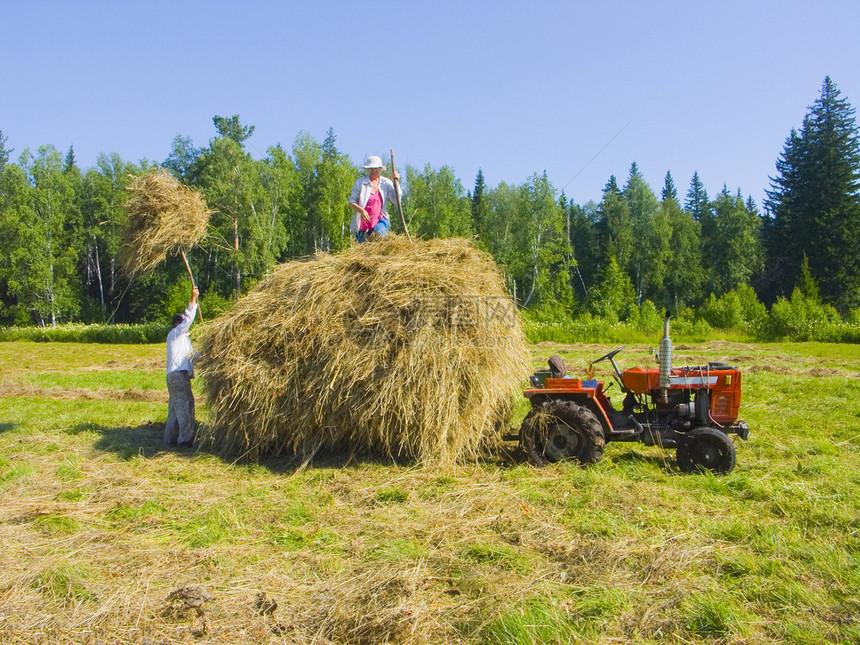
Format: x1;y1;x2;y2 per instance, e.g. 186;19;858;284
348;175;401;234
166;301;198;375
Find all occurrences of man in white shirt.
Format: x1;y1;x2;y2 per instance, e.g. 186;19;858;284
165;287;199;447
348;155;401;242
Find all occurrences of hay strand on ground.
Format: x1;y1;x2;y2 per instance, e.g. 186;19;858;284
197;236;531;465
119;170;210;276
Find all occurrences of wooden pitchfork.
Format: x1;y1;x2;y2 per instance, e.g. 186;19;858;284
390;149;412;241
180;250;203;325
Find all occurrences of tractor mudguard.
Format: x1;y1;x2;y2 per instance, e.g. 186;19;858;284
524;379;614;435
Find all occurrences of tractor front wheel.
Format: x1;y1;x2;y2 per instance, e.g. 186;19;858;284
521;400;605;467
676;427;736;474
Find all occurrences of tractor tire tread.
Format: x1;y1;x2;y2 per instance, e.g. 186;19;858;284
521;399;605;467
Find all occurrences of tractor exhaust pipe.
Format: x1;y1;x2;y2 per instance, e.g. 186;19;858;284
657;314;672;403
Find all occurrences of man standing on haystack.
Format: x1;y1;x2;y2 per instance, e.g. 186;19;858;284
165;286;199;447
348;155;401;243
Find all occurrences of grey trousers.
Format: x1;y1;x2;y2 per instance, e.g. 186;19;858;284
165;370;195;444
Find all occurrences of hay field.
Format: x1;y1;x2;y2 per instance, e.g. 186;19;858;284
0;340;859;644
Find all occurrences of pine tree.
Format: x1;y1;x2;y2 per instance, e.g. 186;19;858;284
661;170;678;203
765;77;860;312
471;168;489;239
798;254;820;303
684;171;709;222
595;174;632;272
63;146;77;173
604;175;620;195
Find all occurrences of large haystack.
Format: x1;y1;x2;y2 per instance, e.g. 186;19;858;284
197;237;531;465
119;171;210;276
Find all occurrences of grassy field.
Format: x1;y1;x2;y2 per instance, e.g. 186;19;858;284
1;339;859;644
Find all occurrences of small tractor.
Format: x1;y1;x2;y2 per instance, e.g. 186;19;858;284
520;316;749;474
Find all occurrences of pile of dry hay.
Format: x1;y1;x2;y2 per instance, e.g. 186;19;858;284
197;236;531;465
119;170;210;275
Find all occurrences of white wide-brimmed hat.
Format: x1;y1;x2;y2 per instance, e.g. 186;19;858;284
363;155;384;169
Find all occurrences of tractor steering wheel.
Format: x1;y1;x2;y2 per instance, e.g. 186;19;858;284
591;346;625;364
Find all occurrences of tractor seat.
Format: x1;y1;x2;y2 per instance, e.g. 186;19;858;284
548;355;567;378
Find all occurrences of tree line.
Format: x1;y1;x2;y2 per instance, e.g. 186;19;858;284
0;77;858;330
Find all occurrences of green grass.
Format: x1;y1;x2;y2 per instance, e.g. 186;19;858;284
0;340;858;643
482;599;579;644
32;563;100;606
8;371;165;391
0;322;170;343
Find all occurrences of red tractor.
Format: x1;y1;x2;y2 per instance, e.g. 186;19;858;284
519;317;749;474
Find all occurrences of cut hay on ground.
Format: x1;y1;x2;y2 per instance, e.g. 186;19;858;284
119;170;210;276
0;382;167;403
198;236;531;465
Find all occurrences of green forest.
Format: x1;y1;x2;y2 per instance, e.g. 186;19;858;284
1;77;858;342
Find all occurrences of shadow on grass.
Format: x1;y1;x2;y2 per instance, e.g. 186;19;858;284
491;440;683;474
609;449;680;473
70;421;198;460
0;422;19;434
256;452;416;475
76;421;686;476
73;421;418;474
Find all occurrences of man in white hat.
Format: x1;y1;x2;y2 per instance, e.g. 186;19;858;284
348;155;401;242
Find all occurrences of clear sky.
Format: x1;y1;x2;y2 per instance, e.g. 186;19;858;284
2;0;858;208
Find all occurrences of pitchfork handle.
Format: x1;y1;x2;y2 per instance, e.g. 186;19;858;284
390;149;411;241
181;250;203;325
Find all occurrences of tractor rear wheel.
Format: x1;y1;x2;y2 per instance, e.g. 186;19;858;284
521;400;605;467
676;427;736;474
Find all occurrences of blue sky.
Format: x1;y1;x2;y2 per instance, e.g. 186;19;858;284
3;1;858;207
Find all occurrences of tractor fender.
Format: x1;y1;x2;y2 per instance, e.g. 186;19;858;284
527;391;613;436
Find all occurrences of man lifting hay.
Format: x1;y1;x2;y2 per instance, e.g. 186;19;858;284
165;286;199;447
120;170;210;447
